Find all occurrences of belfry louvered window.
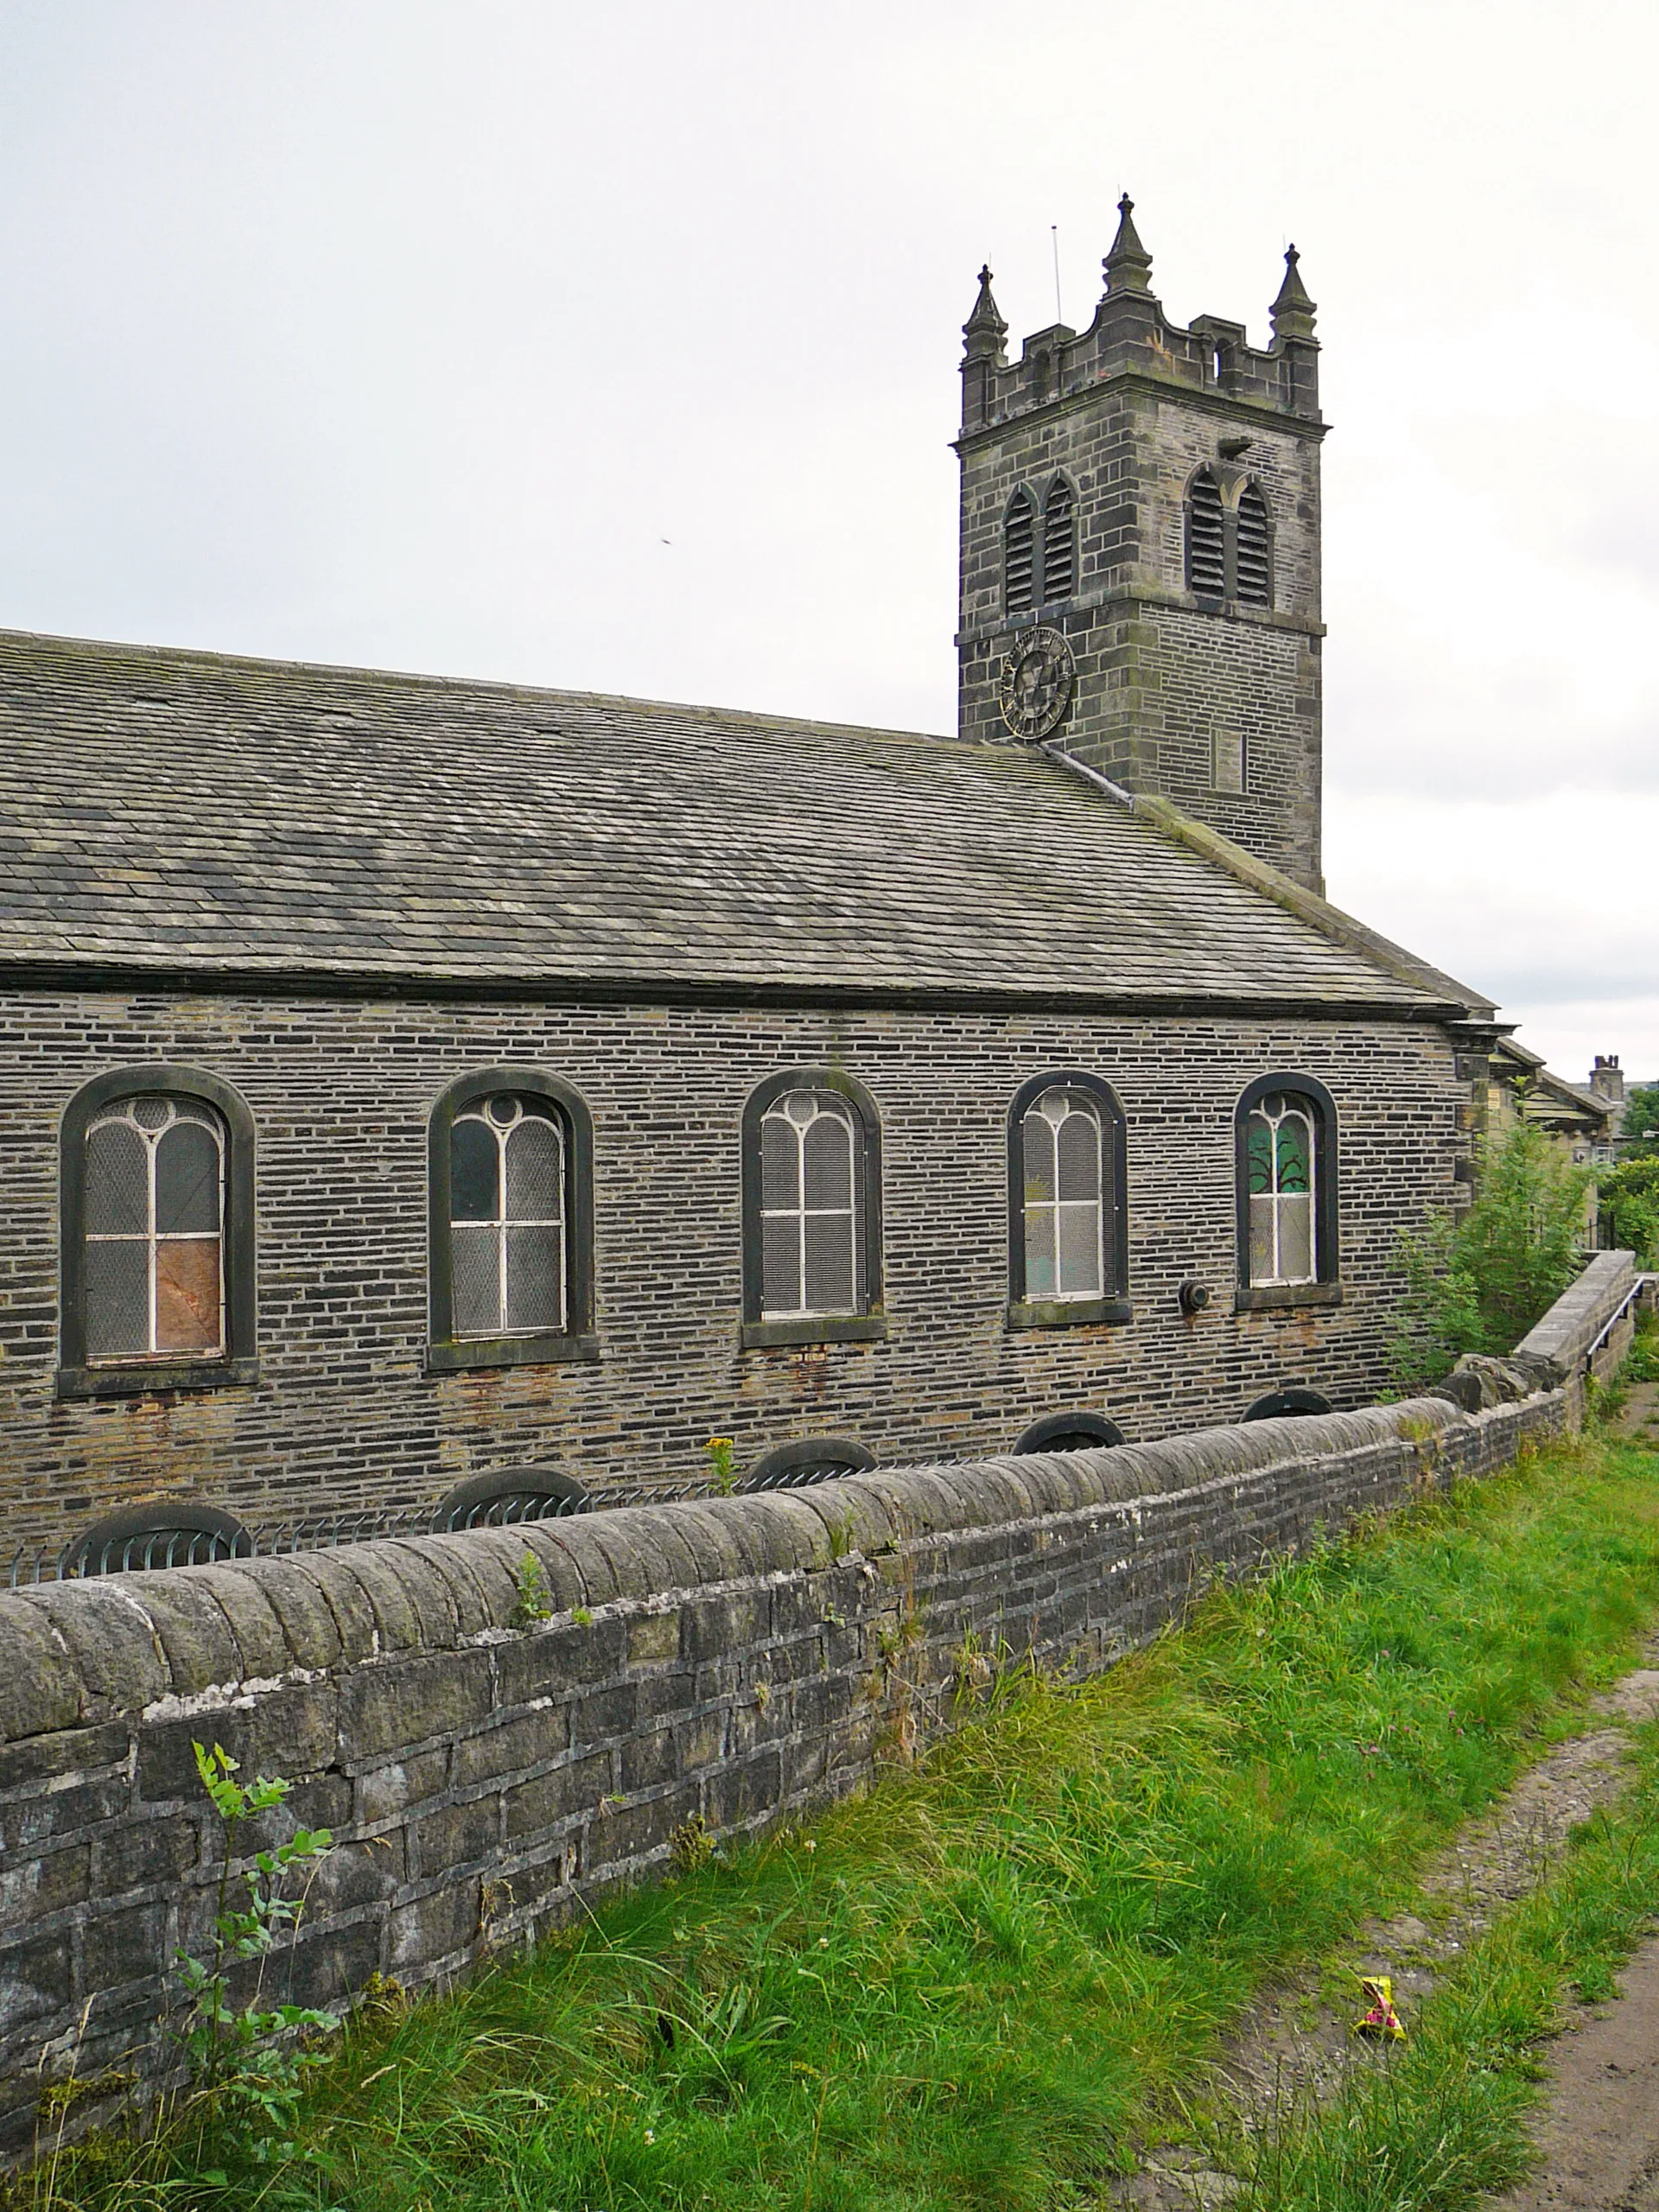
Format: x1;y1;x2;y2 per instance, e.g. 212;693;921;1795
1185;468;1226;597
1235;482;1272;606
1004;490;1036;613
1041;478;1077;603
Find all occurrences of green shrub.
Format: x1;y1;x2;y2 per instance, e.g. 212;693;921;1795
1618;1081;1659;1159
1595;1154;1659;1266
1390;1118;1591;1391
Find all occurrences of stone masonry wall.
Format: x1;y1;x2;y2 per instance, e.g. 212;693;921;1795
0;989;1465;1559
0;1379;1581;2157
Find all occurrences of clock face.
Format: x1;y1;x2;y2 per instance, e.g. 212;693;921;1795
998;626;1076;741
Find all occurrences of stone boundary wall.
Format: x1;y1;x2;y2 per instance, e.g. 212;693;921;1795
0;1256;1643;2156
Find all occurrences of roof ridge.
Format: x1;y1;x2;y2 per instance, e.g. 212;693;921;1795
0;623;953;752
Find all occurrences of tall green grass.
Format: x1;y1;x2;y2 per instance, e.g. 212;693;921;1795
21;1433;1659;2212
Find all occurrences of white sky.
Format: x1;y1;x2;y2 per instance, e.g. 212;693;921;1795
1;1;1655;1083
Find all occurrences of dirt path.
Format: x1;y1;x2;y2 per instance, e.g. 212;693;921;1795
1111;1391;1659;2209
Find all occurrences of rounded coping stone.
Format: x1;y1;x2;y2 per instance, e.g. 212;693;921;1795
381;1535;499;1640
15;1580;171;1719
641;1500;750;1587
318;1544;427;1655
189;1561;295;1681
372;1541;472;1649
577;1513;679;1603
499;1523;594;1615
713;1490;828;1576
282;1550;389;1665
607;1506;706;1597
788;1476;897;1557
524;1518;624;1609
0;1596;84;1739
118;1574;245;1698
680;1497;777;1581
213;1557;345;1675
836;1467;963;1543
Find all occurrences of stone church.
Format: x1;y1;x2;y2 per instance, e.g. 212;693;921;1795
0;200;1507;1571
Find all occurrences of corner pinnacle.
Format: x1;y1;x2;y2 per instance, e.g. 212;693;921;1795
962;264;1008;361
1270;245;1317;340
1103;194;1154;295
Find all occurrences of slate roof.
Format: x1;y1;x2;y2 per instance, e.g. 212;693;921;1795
0;627;1482;1016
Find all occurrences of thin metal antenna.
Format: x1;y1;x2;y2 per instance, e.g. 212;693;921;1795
1051;225;1063;324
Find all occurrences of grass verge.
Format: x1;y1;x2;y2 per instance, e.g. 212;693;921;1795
16;1428;1659;2212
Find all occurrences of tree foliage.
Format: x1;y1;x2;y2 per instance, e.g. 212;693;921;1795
1390;1117;1592;1393
1596;1154;1659;1267
1618;1082;1659;1159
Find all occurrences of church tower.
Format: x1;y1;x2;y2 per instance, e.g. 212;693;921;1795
956;200;1326;892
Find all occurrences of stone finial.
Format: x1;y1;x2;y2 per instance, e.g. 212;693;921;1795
1270;245;1317;341
962;264;1008;362
1103;194;1154;295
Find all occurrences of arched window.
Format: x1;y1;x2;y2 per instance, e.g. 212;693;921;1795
1236;1074;1338;1300
1007;1072;1130;1326
1185;467;1226;598
740;1437;875;1492
741;1071;883;1347
1041;477;1077;603
1235;481;1272;606
428;1067;595;1370
1014;1410;1126;1454
1004;489;1036;613
64;1501;252;1577
59;1065;257;1398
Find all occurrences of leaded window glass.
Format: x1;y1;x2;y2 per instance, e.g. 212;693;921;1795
1246;1092;1316;1285
83;1096;226;1360
1021;1086;1104;1300
760;1090;858;1317
448;1094;567;1338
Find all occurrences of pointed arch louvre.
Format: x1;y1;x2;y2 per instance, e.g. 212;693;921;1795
1236;482;1271;606
1185;468;1225;597
1004;490;1035;613
1041;478;1076;603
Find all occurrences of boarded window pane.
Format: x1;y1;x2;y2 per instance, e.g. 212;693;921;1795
1278;1194;1314;1282
452;1222;499;1336
156;1237;222;1353
86;1120;148;1236
505;1115;563;1224
85;1239;149;1358
1055;1106;1100;1201
803;1112;852;1210
761;1113;798;1211
505;1223;563;1332
1249;1193;1275;1284
1025;1206;1058;1300
803;1209;855;1313
1057;1201;1102;1295
451;1117;499;1224
1022;1112;1056;1205
156;1121;220;1235
762;1211;799;1314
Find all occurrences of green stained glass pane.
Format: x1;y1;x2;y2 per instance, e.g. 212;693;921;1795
1246;1116;1273;1196
1275;1116;1312;1195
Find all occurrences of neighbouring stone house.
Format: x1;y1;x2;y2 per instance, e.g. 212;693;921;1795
0;201;1516;1567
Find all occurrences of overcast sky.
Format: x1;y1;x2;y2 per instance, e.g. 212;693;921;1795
1;1;1654;1083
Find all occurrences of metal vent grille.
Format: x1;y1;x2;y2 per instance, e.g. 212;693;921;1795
1041;480;1075;602
1004;492;1035;613
1235;484;1271;606
1185;471;1225;596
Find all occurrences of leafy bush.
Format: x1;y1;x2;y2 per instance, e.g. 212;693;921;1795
1390;1118;1592;1392
1596;1154;1659;1266
1618;1081;1659;1159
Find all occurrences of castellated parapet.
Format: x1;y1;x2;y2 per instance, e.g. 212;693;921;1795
956;198;1327;893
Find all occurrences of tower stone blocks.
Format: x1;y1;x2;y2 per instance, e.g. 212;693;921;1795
956;200;1327;893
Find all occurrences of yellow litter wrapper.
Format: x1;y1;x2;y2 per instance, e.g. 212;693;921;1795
1354;1974;1405;2041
